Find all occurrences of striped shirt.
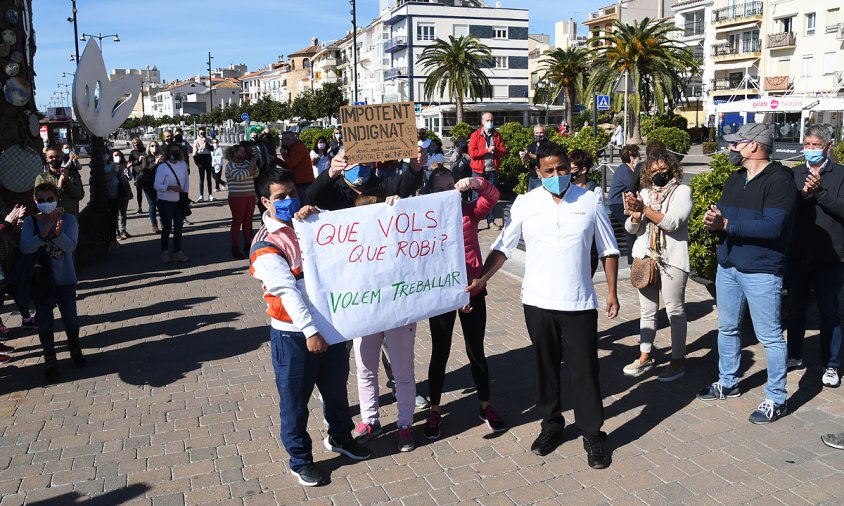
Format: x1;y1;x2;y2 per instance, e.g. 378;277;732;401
225;160;257;196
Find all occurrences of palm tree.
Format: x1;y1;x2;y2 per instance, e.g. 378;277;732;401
533;46;589;125
417;35;492;125
587;18;699;144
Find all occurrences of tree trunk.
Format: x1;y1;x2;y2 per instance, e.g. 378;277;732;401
455;92;464;126
629;113;643;146
564;87;574;126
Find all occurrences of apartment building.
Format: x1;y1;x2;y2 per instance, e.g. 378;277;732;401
312;42;341;90
671;0;714;127
585;0;678;44
528;34;551;101
146;81;208;118
554;19;588;49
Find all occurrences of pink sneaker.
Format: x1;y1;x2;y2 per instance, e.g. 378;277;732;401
352;421;381;443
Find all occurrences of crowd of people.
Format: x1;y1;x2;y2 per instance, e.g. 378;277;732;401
3;114;842;487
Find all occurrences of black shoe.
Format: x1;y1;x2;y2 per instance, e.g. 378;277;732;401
583;434;610;469
290;464;322;487
70;349;86;368
231;246;246;260
44;358;59;383
323;435;371;460
530;430;563;456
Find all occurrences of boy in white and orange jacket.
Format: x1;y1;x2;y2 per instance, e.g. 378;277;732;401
249;168;370;487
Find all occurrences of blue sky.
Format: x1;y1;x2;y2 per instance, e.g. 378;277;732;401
33;0;607;111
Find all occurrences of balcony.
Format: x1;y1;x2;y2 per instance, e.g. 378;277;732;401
712;2;762;28
767;32;796;49
709;77;757;95
384;67;407;80
384;36;407;53
710;39;761;62
584;6;617;26
764;75;792;92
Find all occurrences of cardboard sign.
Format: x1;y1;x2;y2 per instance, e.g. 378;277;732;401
294;191;468;344
338;102;418;164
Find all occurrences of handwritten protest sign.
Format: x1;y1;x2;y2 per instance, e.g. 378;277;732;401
338;102;418;164
294;191;468;344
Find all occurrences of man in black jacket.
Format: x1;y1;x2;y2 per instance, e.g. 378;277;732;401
307;147;425;211
786;125;844;390
698;123;797;425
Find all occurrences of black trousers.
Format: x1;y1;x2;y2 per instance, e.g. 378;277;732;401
194;154;213;197
523;305;603;437
428;292;489;406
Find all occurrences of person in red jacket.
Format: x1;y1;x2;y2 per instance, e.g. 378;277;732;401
276;131;316;204
468;112;506;228
421;166;507;440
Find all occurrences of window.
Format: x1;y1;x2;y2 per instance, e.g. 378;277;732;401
777;58;789;75
493;85;508;98
828;9;840;27
806;12;816;35
531;71;540;85
417;23;435;41
683;10;704;36
493;27;508;39
802;55;814;76
823;52;837;75
453;24;468;37
494;56;508;69
777;16;793;33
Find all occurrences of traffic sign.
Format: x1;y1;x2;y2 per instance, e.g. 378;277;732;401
241;112;250;122
353;101;367;106
596;95;610;111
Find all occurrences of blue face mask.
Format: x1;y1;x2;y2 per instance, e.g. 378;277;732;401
344;164;371;187
541;174;571;196
804;149;825;166
273;198;301;222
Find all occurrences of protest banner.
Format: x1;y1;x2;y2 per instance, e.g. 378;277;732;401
294;191;468;344
338;101;418;164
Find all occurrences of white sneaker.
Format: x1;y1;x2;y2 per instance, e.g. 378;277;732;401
208;195;215;202
623;358;654;376
197;196;205;203
786;358;805;370
822;367;840;387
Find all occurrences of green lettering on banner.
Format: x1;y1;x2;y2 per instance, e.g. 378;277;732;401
329;289;383;314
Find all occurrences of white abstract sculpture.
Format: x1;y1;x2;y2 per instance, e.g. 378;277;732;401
72;39;140;138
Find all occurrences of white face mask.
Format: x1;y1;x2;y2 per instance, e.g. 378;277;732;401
113;156;121;163
36;201;57;214
317;143;326;150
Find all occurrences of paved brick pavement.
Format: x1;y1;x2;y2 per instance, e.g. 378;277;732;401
0;162;843;505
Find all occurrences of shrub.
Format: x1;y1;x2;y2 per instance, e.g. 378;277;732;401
450;122;473;141
702;141;717;154
688;153;739;280
834;141;844;164
640;112;688;137
647;127;692;155
497;122;533;183
299;128;334;151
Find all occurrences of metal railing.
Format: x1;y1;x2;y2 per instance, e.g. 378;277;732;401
712;1;763;23
384;67;407;79
710;39;761;57
767;32;796;49
384;36;407;52
683;21;705;37
764;75;791;91
709;77;746;91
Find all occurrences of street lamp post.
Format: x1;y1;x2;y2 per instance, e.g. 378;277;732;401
79;32;120;56
207;52;214;115
67;0;80;64
350;0;358;103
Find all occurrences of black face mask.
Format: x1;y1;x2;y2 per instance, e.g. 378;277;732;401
169;152;180;161
174;135;183;143
48;159;62;169
535;135;545;142
651;172;672;187
728;149;744;167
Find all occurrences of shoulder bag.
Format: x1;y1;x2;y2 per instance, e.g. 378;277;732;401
630;257;658;289
164;162;192;217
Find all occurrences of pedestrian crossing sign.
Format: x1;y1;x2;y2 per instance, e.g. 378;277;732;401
597;95;610;111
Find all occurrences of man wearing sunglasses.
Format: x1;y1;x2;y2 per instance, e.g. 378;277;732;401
697;123;798;424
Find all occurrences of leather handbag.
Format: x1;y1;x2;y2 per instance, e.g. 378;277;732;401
630;256;658;289
164;163;192;217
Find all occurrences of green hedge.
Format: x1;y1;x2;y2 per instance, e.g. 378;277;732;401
450;122;473;141
834;141;844;163
688;153;739;280
299;128;335;151
641;112;688;137
702;141;717;154
647;127;692;155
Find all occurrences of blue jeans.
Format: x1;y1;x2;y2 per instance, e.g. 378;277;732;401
716;266;787;405
270;328;355;472
34;284;80;358
143;187;158;226
158;199;184;252
787;262;843;369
